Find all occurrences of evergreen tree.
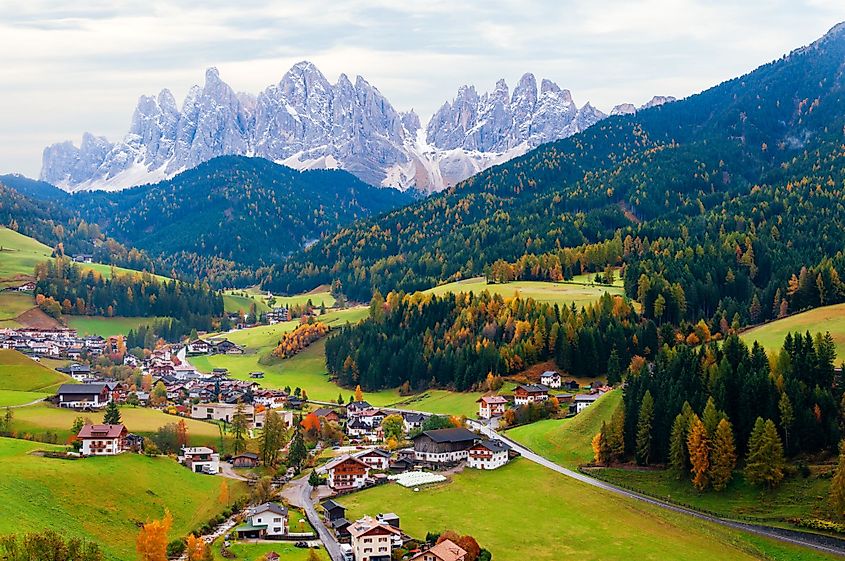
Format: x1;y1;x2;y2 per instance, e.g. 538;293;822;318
710;418;737;491
778;392;794;452
636;390;654;465
830;440;845;515
231;401;249;455
607;348;622;385
745;418;786;488
606;403;626;462
288;427;307;471
669;411;690;479
103;401;121;425
701;396;723;437
687;415;710;491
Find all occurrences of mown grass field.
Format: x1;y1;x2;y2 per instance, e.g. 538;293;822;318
596;466;836;527
342;458;830;561
65;315;171;337
0;227;52;279
223;287;336;316
0;350;71;406
9;402;225;449
211;540;329;561
507;390;621;468
741;303;845;362
424;277;625;308
0;291;36;321
0;437;246;561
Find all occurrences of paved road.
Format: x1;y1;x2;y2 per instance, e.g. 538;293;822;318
285;474;345;561
468;420;845;557
218;461;250;481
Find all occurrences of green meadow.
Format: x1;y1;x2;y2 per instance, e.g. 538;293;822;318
741;303;845;362
342;458;831;561
0;350;71;407
0;437;246;561
424;276;625;309
66;315;171;337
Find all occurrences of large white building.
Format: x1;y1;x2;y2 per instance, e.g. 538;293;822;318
467;439;511;470
411;428;478;464
77;424;127;456
179;446;220;474
348;516;401;561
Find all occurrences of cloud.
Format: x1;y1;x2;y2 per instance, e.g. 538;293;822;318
0;0;843;177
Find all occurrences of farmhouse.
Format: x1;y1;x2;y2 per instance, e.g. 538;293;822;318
573;393;601;414
348;515;401;561
412;428;479;464
312;407;341;423
402;412;426;433
57;383;111;409
354;448;392;471
347;400;372;417
191;402;254;424
540;370;562;388
409;539;468;561
211;339;244;355
513;384;550;406
324;455;371;491
467;439;511;470
266;307;290;324
186;339;211;355
231;452;260;468
476;395;507;419
77;423;128;456
178;446;220;474
235;502;288;538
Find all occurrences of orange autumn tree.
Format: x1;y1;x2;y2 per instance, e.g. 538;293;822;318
176;419;189;448
301;412;321;436
137;509;172;561
354;385;364;402
185;534;210;561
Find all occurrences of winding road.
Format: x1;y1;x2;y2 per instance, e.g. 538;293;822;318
467;419;845;558
284;474;345;561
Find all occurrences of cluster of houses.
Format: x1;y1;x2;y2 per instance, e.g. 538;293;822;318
320;427;515;494
0;327;121;360
321;502;468;561
476;371;611;419
186;338;244;356
3;280;35;292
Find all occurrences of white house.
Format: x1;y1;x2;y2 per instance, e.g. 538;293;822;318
191;402;254;424
476;395;507;419
179;446;220;474
57;383;111;409
467;439;511;470
513;384;550;406
235;502;288;538
540;370;562;389
186;339;211;355
412;428;478;464
354;448;392;471
77;424;128;456
349;516;401;561
573;393;601;413
323;455;370;491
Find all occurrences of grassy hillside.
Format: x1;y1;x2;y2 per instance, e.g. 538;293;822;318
223;287;336;316
0;437;246;560
0;227;52;279
342;458;831;561
0;350;71;407
0;292;36;327
425;277;625;309
507;390;622;468
740;303;845;362
9;403;225;449
66;315;171;337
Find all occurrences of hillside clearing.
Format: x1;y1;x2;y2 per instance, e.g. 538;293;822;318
0;437;246;561
65;315;171;337
0;349;70;395
741;303;845;362
424;277;625;309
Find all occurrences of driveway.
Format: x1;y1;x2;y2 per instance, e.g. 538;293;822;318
218;461;250;481
285;474;345;561
467;420;845;557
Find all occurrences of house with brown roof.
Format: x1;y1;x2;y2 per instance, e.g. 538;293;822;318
513;384;550;406
349;515;401;561
476;395;507;419
409;539;467;561
324;455;371;491
77;423;128;456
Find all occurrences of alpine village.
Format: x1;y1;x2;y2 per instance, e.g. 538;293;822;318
5;5;845;561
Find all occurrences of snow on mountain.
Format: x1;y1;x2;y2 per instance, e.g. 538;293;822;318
40;63;675;193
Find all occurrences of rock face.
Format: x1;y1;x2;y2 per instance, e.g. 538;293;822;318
41;63;675;193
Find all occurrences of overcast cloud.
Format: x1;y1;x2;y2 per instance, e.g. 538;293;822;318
2;0;844;177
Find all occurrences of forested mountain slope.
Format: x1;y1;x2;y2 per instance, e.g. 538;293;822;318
267;23;845;324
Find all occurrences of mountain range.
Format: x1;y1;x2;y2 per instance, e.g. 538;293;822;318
40;63;674;194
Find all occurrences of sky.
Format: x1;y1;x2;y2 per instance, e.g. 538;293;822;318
2;0;845;177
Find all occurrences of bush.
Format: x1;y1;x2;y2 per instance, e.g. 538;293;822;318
167;539;186;557
788;518;845;534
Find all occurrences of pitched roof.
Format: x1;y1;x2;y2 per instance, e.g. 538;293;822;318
477;395;507;404
412;427;478;443
233;452;259;460
355;448;392;459
402;412;426;422
77;424;126;438
250;502;288;517
515;384;550;393
473;439;511;453
348;515;401;539
58;383;107;394
324;454;370;471
574;393;601;402
424;539;468;561
322;499;347;512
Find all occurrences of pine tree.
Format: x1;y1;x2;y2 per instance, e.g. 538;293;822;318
830;440;845;515
288;428;307;471
701;396;722;437
778;392;794;452
636;390;654;465
606;403;625;462
103;401;121;425
745;418;785;488
231;401;249;455
669;412;690;479
710;418;736;491
687;415;710;491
